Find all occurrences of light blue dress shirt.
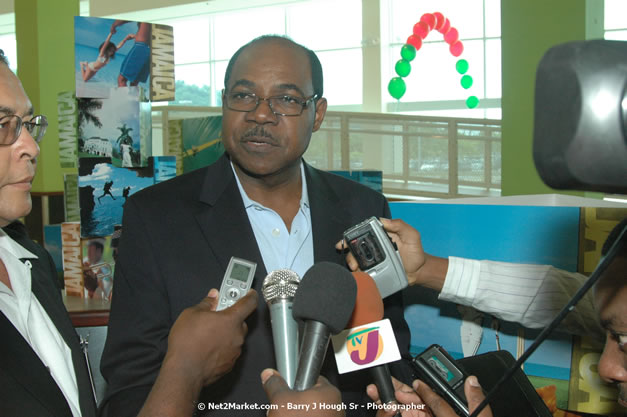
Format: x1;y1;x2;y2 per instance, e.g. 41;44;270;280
231;162;314;280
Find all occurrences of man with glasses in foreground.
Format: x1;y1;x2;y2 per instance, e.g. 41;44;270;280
0;50;265;417
100;35;411;416
0;50;93;417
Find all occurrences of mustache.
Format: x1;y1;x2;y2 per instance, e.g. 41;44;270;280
243;127;275;141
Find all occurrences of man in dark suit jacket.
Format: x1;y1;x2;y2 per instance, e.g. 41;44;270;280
0;223;99;417
0;50;97;417
100;35;411;416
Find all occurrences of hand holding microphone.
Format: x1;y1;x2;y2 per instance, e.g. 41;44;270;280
261;368;344;417
263;269;301;388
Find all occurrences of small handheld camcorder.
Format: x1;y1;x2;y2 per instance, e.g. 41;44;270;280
343;217;408;298
411;344;471;416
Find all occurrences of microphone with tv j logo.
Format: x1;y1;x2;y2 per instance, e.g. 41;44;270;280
332;271;402;417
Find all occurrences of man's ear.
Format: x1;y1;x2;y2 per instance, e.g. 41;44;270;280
312;97;327;132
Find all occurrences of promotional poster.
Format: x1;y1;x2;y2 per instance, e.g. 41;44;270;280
74;16;174;101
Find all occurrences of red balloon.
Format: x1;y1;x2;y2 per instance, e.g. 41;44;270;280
420;13;436;30
449;40;464;57
438;17;451;35
444;27;459;44
433;12;445;30
406;35;423;51
413;21;430;39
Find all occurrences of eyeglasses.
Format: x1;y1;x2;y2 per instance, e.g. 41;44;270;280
608;329;627;353
0;114;48;146
224;90;318;116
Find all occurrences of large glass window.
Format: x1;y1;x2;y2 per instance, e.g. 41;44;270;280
0;12;17;72
0;33;17;72
605;0;627;40
141;0;363;108
383;0;501;118
3;1;627;114
102;0;497;113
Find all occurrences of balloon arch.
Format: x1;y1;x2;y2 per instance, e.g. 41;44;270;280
388;12;479;109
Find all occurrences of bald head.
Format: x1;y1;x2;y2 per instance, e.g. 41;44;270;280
224;35;323;100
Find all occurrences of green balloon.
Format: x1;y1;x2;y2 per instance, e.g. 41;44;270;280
395;59;411;77
388;77;406;100
466;96;479;108
456;59;469;74
400;44;416;61
461;74;473;89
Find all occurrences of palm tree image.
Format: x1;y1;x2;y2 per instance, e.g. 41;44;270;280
77;97;104;141
115;123;133;146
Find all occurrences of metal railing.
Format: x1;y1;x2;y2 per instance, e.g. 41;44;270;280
152;105;501;199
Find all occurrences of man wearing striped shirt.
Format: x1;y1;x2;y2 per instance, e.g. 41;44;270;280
368;217;626;409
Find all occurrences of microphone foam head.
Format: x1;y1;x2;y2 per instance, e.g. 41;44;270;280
262;269;300;303
292;262;357;334
347;271;384;328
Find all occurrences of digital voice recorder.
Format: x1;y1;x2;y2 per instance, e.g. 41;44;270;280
216;257;257;311
411;344;471;416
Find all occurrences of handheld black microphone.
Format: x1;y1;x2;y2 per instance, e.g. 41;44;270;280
262;269;301;388
292;262;357;391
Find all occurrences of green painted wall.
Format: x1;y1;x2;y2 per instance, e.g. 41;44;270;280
501;0;600;197
15;0;79;193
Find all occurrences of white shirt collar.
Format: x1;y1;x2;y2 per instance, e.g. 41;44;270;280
0;227;39;260
230;160;310;210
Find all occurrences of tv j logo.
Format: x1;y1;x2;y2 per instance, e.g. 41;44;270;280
346;327;384;365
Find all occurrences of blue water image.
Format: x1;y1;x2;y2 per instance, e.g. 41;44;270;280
74;16;149;97
80;162;154;237
153;157;177;183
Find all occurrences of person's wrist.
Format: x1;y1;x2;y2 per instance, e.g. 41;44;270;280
161;351;206;394
412;254;447;291
406;267;421;286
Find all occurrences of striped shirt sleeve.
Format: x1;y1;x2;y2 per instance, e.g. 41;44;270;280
439;257;602;337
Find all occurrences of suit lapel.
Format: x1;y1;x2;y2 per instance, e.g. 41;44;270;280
194;155;267;283
6;227;80;359
0;312;73;416
31;267;97;417
304;163;352;264
8;226;97;417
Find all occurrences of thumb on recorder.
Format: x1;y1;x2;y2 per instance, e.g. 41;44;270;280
366;375;493;417
166;288;258;385
335;218;448;291
137;288;258;417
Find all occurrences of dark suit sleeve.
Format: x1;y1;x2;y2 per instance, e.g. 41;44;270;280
99;198;171;417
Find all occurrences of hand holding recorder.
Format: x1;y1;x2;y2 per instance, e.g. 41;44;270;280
366;375;492;417
337;217;449;292
137;288;258;417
